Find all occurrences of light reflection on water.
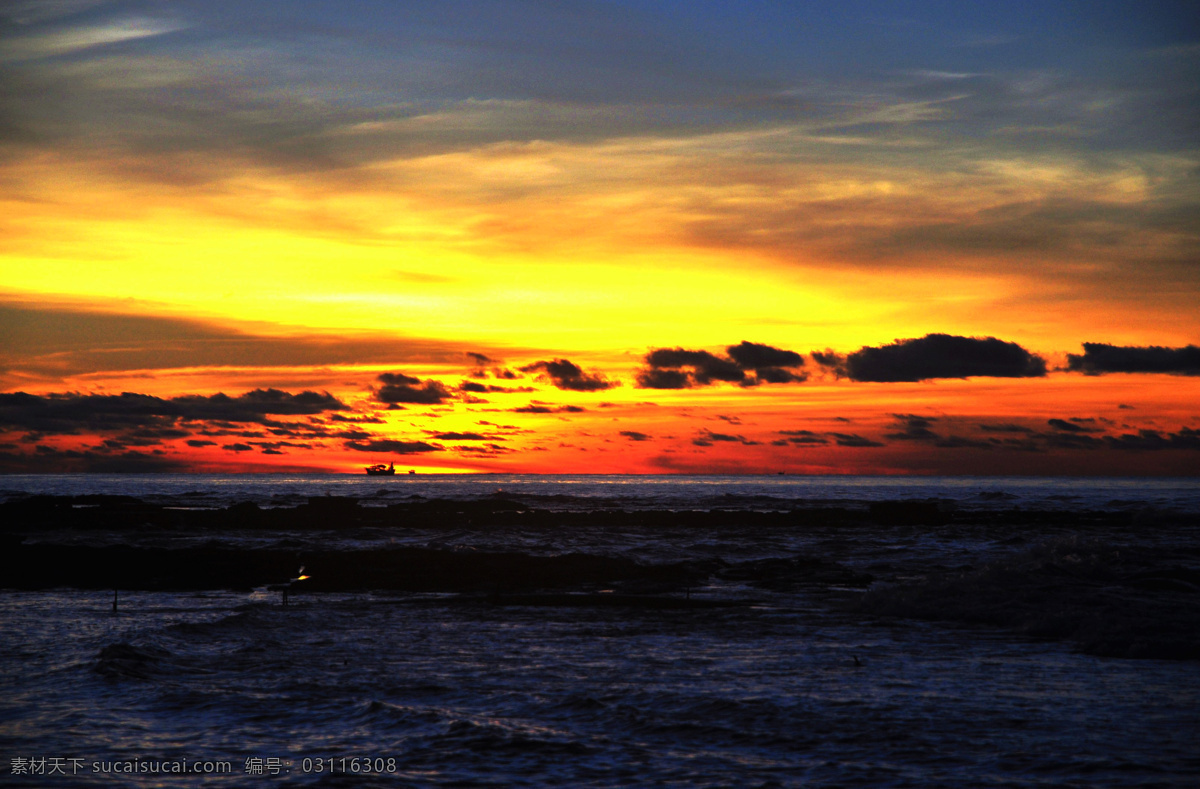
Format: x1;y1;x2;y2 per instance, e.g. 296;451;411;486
3;590;1199;787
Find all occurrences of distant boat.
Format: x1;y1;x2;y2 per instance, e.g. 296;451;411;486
365;462;396;476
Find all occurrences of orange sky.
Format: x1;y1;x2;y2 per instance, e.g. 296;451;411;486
1;2;1198;474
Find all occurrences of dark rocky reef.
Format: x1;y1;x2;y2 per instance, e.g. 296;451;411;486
0;492;1150;534
0;541;695;594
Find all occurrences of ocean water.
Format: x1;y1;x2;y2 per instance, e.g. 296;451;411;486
4;472;1200;512
2;475;1199;787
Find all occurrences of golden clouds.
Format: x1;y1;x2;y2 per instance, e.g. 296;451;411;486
4;115;1196;357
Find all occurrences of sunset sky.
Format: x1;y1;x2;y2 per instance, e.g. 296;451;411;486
2;0;1198;474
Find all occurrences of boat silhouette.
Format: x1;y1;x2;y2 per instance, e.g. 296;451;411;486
365;462;396;476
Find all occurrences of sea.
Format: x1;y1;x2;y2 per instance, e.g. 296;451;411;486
2;474;1199;787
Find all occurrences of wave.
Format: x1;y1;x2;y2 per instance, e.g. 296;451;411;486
433;717;594;756
857;536;1200;660
362;699;443;729
92;642;174;680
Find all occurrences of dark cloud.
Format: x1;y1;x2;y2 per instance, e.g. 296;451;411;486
186;439;217;447
518;359;617;391
1105;428;1200;451
979;423;1035;433
0;448;189;473
996;437;1045;453
634;368;693;389
377;372;421;386
726;341;804;370
0;389;346;435
374;374;452;405
776;430;828;446
98;439;139;451
429;432;496;441
886;414;939;441
476;421;524;432
171;390;348;420
957;424;1200;453
843;334;1046;382
333;429;372;440
97;427;186;449
452;443;514;455
243;417;372;440
328;413;385;424
884;414;1107;451
511;404;585;414
933;436;996;450
620;431;651;441
754;367;807;384
878;412;998;448
830;433;884;448
1048;418;1100;433
256;441;310;451
638;342;807;389
465;361;522;381
222;443;254;452
458;381;535;394
128;427;189;440
1066;343;1200;376
811;351;844;370
0;392;172;434
642;348;745;387
196;428;266;438
1043;432;1104;450
344;440;443;454
693;429;759;446
466;352;494;365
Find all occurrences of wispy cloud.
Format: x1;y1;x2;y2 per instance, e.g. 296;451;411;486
1;17;183;61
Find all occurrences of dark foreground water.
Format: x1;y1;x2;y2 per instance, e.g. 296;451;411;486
2;475;1199;787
